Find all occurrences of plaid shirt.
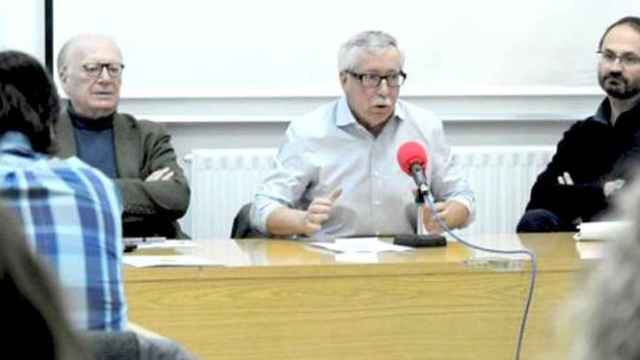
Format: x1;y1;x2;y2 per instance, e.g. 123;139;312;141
0;131;127;330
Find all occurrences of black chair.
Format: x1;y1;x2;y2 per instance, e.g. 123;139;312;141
230;203;264;239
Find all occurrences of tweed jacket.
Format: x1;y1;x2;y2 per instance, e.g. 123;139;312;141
56;111;190;239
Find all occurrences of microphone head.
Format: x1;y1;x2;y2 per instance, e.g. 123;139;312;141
397;141;428;175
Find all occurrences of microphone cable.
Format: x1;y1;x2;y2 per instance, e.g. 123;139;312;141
422;194;537;360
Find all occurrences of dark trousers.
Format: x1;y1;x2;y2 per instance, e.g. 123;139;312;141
516;209;578;233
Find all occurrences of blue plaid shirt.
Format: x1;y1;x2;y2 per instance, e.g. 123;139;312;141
0;131;127;330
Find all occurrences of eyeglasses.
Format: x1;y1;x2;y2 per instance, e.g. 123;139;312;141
597;50;640;67
346;70;407;88
81;62;125;79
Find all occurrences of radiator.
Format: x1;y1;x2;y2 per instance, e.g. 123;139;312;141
184;146;554;240
185;148;278;240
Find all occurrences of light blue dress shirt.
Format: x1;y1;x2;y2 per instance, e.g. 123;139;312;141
252;97;475;238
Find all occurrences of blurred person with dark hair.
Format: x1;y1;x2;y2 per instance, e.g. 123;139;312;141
56;34;190;239
0;50;126;330
0;205;91;359
0;204;197;359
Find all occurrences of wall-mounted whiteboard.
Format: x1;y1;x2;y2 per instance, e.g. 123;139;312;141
0;1;45;62
54;0;639;98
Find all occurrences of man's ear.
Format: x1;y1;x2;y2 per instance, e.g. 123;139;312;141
58;65;68;84
339;71;348;89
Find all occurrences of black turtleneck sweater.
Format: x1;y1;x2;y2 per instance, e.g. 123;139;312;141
67;106;118;179
525;98;640;223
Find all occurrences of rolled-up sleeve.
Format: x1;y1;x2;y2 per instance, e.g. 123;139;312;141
251;128;317;234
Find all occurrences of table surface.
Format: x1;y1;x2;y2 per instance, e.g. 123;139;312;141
125;233;600;359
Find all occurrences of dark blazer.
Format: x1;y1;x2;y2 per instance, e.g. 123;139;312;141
56;111;190;239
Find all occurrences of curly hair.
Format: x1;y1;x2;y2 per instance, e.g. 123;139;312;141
0;50;60;154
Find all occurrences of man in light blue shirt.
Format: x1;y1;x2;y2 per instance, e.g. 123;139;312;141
0;50;126;330
252;31;475;238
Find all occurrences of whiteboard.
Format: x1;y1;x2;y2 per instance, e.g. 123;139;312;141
53;0;640;98
0;1;45;62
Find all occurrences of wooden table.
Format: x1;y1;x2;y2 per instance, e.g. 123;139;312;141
124;233;599;359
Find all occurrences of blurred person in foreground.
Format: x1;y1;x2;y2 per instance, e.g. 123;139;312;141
0;203;196;359
565;175;640;360
0;49;126;330
0;205;90;359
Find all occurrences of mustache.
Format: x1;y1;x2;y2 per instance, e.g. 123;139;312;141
604;72;625;82
372;96;392;106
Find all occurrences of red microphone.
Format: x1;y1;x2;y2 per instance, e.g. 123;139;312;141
397;141;430;197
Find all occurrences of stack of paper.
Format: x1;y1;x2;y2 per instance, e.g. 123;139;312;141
574;221;630;241
135;240;195;249
309;237;413;263
310;237;413;253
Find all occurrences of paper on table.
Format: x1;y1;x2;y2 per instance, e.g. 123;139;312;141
135;240;196;249
574;221;630;241
123;255;218;268
310;237;413;253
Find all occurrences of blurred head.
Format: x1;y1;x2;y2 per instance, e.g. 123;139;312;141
338;31;406;134
57;34;123;118
597;17;640;101
0;50;60;154
569;177;640;360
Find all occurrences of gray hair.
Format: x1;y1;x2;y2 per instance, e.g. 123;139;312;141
337;30;405;72
56;34;121;77
569;177;640;360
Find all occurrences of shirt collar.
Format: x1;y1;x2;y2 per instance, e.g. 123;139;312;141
593;97;640;126
0;131;38;157
67;102;115;131
592;98;611;125
335;96;406;128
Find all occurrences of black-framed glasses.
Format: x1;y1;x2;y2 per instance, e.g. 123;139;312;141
82;62;125;79
346;70;407;88
597;50;640;67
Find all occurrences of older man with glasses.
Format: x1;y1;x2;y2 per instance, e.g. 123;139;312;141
250;30;475;239
518;16;640;233
56;34;190;239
